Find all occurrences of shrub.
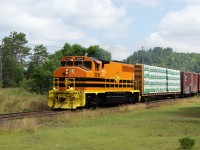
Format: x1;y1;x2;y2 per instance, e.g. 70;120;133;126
179;136;195;149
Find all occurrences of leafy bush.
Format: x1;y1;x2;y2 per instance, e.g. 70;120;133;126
179;136;195;149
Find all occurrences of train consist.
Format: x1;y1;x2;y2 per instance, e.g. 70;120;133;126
48;56;200;109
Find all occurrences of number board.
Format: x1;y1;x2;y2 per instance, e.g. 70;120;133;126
66;57;72;60
75;57;84;60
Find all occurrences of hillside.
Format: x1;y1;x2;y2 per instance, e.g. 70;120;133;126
125;47;200;73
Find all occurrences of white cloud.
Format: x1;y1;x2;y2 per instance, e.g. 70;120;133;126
102;18;132;41
4;0;195;61
186;0;200;5
122;0;160;8
0;1;85;44
0;0;128;49
145;2;200;53
102;44;132;60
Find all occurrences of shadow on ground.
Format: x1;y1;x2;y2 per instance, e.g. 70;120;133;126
176;105;200;117
163;105;200;124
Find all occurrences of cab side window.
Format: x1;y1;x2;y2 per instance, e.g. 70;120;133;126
83;61;92;70
95;62;99;71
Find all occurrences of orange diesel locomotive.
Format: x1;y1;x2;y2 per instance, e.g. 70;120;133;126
48;56;140;109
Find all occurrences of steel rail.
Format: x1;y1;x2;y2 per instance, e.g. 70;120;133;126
0;97;192;121
0;110;67;121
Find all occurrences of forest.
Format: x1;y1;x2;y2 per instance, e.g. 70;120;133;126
125;47;200;73
0;31;200;94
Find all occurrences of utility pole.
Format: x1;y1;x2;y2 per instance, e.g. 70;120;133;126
142;46;144;64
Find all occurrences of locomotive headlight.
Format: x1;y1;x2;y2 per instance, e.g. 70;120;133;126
70;87;74;90
66;69;69;75
53;87;57;90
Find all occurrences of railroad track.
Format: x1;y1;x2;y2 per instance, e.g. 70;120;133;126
0;110;67;121
145;98;179;108
0;97;187;121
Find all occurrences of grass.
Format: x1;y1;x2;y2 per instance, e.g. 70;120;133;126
0;88;48;113
0;118;37;133
0;96;200;150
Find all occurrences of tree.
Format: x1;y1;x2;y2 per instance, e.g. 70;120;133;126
60;43;111;60
61;43;72;56
87;45;111;60
27;60;54;94
1;31;30;64
125;47;200;72
2;55;24;87
72;44;86;55
0;31;30;87
22;45;51;93
30;45;49;65
26;45;49;77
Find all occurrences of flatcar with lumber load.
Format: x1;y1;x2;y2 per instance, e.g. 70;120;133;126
134;64;181;101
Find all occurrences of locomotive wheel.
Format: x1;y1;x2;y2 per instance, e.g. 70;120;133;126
125;93;132;104
126;92;139;104
86;94;97;108
141;96;146;103
98;94;107;107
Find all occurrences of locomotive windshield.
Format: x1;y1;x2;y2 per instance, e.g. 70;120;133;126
61;61;66;66
60;61;73;66
67;61;73;66
61;60;92;70
74;61;92;70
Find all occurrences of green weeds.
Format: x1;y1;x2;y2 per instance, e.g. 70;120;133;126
0;88;48;113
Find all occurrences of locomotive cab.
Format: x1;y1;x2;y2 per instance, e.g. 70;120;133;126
48;56;103;109
54;56;102;91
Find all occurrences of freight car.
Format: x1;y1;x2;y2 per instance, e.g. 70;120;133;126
48;56;199;109
134;64;181;101
48;56;140;109
198;74;200;92
181;72;198;96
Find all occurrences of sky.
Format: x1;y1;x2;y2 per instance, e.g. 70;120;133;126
0;0;200;60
